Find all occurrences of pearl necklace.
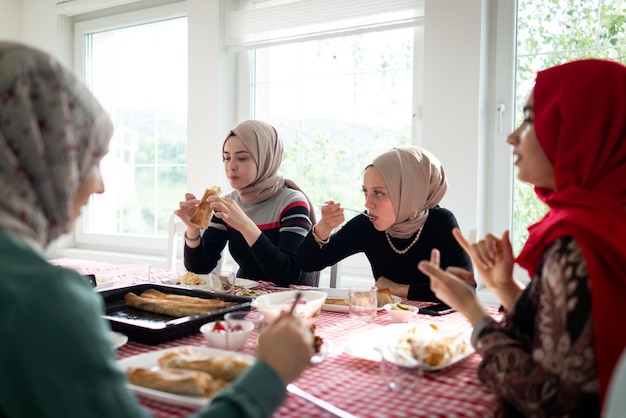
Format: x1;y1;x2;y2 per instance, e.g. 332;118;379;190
385;229;422;255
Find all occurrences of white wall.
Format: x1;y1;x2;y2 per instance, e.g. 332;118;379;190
422;0;487;238
0;0;22;41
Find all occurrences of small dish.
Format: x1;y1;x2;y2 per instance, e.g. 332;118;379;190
383;303;418;323
200;319;254;351
235;289;267;298
110;331;128;349
311;339;332;365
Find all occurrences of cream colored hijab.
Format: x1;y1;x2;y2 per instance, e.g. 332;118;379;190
223;120;316;223
368;146;447;238
0;42;113;249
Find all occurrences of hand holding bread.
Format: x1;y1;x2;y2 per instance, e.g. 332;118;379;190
189;186;222;229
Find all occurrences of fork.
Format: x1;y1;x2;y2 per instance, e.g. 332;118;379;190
342;207;373;218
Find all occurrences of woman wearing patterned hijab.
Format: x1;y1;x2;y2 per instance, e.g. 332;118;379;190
418;59;626;416
176;120;316;286
297;145;472;301
0;42;315;418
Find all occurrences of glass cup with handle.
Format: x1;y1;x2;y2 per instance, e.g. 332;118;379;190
349;285;378;324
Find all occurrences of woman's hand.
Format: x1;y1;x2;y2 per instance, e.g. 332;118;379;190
256;313;314;386
174;193;201;226
210;197;261;246
314;200;346;239
418;249;487;326
375;276;409;298
452;228;523;309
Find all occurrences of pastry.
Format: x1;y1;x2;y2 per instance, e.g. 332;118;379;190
377;288;394;307
124;289;235;317
189;186;221;229
127;367;227;397
158;348;252;382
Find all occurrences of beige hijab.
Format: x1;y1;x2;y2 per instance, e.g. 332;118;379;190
223;120;316;223
368;146;447;238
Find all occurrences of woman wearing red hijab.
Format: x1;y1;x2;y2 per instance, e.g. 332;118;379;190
418;59;626;417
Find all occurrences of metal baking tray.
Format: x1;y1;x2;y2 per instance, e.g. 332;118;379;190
99;284;251;345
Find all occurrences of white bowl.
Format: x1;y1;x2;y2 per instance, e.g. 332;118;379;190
199;319;254;351
251;290;327;325
383;303;418;323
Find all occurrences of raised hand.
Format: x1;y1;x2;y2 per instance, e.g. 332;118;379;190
313;200;346;240
452;228;523;310
418;249;487;326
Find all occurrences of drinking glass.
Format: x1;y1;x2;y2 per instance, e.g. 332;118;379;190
209;270;235;293
380;340;423;393
349;285;378;324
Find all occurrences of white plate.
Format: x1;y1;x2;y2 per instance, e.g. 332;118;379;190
319;288;401;313
110;331;128;349
162;276;259;291
94;275;121;291
117;346;256;409
233;278;258;289
342;323;474;371
234;289;267;298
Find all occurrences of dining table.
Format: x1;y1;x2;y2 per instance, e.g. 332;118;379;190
50;258;502;418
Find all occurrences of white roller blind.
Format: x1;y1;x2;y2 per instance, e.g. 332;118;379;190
226;0;425;51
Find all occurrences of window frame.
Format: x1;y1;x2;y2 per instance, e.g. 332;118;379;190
71;2;188;256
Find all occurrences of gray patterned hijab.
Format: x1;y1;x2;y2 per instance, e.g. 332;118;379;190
0;42;113;249
368;146;447;238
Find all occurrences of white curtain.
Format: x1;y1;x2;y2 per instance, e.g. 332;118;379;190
226;0;425;51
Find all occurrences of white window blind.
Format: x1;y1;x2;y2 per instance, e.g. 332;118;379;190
226;0;425;51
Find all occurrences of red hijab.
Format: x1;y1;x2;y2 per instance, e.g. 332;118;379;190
515;59;626;406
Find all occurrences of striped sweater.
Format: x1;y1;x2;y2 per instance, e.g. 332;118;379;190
184;186;313;286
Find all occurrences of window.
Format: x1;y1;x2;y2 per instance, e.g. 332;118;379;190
73;3;188;254
511;0;626;254
227;0;423;279
253;29;415;210
228;0;422;213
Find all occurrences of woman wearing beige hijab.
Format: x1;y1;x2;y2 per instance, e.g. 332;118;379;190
175;120;316;286
297;146;472;301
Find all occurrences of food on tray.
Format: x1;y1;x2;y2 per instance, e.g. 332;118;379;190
158;348;252;382
324;297;349;306
189;186;222;229
179;271;205;286
127;367;227;397
124;289;236;317
377;288;394;307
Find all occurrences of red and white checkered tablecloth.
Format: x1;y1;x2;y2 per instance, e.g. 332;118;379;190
51;258;502;418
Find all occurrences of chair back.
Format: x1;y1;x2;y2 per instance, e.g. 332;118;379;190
166;214;187;271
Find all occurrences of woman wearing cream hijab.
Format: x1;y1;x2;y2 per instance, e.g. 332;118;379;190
297;145;472;301
176;120;317;286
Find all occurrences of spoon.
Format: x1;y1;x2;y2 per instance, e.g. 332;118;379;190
342;207;373;218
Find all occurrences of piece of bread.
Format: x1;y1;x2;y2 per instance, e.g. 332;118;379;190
127;367;227;397
377;288;394;307
158;348;252;382
324;297;349;306
189;186;222;229
124;289;235;317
